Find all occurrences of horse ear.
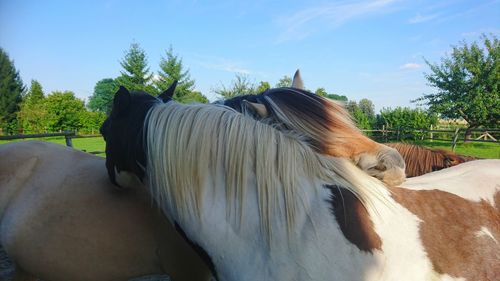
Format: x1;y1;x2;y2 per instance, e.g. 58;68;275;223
158;80;178;102
112;86;131;118
242;100;268;118
292;69;304;89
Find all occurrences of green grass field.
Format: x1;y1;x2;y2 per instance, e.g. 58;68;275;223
0;136;107;157
1;136;498;159
407;139;499;159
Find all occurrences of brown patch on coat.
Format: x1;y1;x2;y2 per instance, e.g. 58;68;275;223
495;190;500;210
327;186;382;252
390;187;500;280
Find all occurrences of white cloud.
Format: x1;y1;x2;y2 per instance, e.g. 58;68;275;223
275;0;400;42
400;63;422;70
461;28;500;38
408;13;439;24
191;54;252;74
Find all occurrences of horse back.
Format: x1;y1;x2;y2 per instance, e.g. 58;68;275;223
394;160;500;280
0;141;212;281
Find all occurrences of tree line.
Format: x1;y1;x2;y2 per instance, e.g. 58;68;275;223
0;34;498;141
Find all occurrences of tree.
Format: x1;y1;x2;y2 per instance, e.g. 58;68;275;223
79;110;107;134
115;43;155;93
345;100;359;116
44;91;86;132
358;98;375;120
344;100;371;129
351;107;372;130
155;46;199;101
326;93;348;102
377;107;438;139
315;88;348;101
414;34;500;140
17;80;47;133
0;48;24;134
178;91;209;103
213;74;257;99
255;81;270;93
24;80;44;102
88;78;118;114
315;88;328;97
275;75;292;87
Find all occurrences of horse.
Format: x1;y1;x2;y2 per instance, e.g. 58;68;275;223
385;143;477;177
0;140;212;281
219;70;407;186
101;86;500;281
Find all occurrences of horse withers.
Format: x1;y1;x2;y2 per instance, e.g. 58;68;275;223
0;141;212;281
101;86;500;281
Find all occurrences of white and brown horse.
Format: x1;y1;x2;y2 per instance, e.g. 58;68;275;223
0;141;212;281
101;87;500;281
220;70;406;186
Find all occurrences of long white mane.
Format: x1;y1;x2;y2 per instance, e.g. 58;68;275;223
145;102;389;242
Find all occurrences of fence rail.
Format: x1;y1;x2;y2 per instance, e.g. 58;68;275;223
0;131;105;155
1;128;498;154
361;127;499;151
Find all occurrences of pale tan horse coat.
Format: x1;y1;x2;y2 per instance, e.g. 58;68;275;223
0;141;211;281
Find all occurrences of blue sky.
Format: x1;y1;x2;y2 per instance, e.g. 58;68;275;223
1;0;499;111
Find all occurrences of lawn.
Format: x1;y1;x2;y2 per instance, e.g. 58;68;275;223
0;136;106;157
391;139;500;159
1;136;498;159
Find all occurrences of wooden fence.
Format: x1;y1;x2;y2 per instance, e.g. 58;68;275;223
361;127;499;152
1;128;499;154
0;131;104;155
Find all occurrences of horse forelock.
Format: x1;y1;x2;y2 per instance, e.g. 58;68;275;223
144;101;390;245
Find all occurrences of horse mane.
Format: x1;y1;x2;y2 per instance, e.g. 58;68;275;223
248;88;377;157
385;143;475;177
145;102;389;243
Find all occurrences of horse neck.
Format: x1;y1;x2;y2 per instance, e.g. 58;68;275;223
326;132;380;159
171;177;380;281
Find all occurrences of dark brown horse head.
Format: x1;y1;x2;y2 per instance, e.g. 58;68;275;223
100;83;176;188
385;143;476;177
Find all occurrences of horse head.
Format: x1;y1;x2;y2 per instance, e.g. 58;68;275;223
100;82;177;188
222;70;406;186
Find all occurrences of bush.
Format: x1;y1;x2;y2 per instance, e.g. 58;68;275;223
376;107;438;140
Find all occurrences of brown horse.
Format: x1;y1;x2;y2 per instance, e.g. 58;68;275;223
385;143;477;177
0;141;212;281
220;71;406;187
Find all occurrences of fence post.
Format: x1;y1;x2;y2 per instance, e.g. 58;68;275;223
64;131;74;147
451;128;460;152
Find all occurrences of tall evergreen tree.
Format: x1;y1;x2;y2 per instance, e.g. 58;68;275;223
0;48;25;134
24;80;44;102
115;43;154;93
155;46;197;101
17;80;47;133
